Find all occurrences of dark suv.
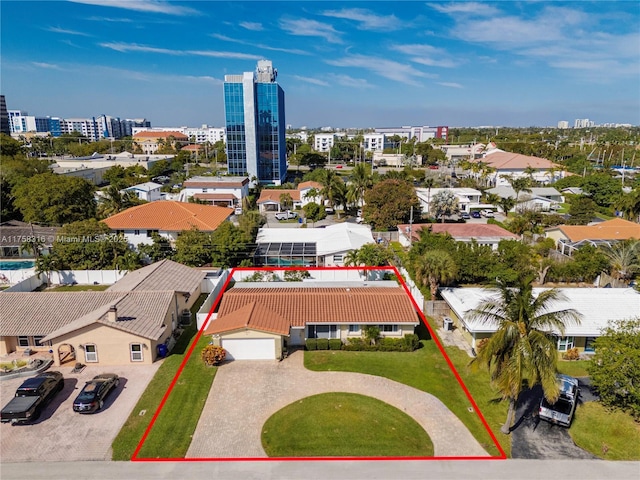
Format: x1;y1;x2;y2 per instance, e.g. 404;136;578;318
72;374;120;413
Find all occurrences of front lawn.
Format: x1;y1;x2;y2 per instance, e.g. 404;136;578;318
261;392;434;457
305;339;505;457
556;359;591;377
49;284;111;291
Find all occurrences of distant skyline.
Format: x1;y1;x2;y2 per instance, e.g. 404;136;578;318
2;1;639;128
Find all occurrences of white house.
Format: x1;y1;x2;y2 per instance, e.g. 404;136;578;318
487;186;564;212
179;176;249;209
124;182;163;202
479;149;566;186
415;187;483;214
256;181;323;213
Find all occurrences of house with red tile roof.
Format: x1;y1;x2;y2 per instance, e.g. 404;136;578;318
204;283;420;360
103;201;233;247
397;223;519;250
133;131;189;154
477;149;567;187
257;181;323;213
545;218;640;255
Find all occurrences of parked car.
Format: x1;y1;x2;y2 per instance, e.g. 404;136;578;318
539;374;579;427
234;207;243;215
73;374;120;414
460;212;471;220
1;371;64;424
335;164;343;169
484;210;495;218
471;211;482;218
274;210;298;221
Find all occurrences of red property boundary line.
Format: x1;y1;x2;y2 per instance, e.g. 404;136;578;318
132;265;506;462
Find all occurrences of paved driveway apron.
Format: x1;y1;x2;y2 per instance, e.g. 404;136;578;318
187;350;489;458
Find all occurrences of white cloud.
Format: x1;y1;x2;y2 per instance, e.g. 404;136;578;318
46;26;91;36
32;62;65;70
99;42;262;60
210;34;311;55
321;8;402;31
327;74;373;88
326;54;433;86
69;0;199;16
239;21;263;31
86;16;133;23
389;44;458;68
428;2;500;16
292;75;329;87
279;18;343;44
436;82;463;89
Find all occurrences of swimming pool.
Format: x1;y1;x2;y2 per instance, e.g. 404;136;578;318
0;260;36;270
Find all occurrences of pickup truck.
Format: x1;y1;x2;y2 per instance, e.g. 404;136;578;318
274;210;298;221
1;371;64;424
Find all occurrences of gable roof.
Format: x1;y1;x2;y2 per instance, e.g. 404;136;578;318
298;181;323;190
204;301;291;336
133;131;188;140
481;151;557;170
547;218;640;242
398;223;518;242
257;189;300;204
214;287;419;328
103;201;232;231
0;221;59;247
125;182;162;192
107;259;204;293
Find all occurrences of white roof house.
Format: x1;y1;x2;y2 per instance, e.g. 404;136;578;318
254;223;375;267
487;186;564;212
415;187;484;214
439;287;640;350
124;182;163;202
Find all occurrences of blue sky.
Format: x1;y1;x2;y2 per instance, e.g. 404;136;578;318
2;1;639;129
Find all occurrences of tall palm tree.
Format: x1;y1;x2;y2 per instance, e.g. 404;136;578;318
98;185;140;218
505;176;532;212
414;250;458;301
469;276;582;434
346;163;373;210
319;169;345;217
600;240;640;283
498;197;516;217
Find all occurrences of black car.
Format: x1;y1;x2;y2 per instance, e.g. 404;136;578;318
72;374;119;413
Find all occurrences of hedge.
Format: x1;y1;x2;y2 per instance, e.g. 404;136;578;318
329;339;342;350
316;338;329;350
343;334;420;352
306;339;317;351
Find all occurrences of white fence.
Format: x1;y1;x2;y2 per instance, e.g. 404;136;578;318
397;266;425;313
197;270;230;330
0;268;36;285
3;274;45;292
47;270;125;285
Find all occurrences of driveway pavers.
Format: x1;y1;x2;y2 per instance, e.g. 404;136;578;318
0;363;159;462
187;350;490;458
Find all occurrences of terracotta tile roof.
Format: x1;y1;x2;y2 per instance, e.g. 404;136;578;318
549;218;640;242
103;201;232;231
133;131;188;140
181;144;203;151
398;223;519;242
216;287;419;328
257;189;300;204
481;151;558;170
298;181;323;190
204;301;291;336
107;259;204;294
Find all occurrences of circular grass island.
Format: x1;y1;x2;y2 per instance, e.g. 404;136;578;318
261;392;433;457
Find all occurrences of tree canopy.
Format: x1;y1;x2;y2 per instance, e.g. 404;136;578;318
362;179;420;230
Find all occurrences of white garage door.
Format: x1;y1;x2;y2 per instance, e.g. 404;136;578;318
221;338;275;360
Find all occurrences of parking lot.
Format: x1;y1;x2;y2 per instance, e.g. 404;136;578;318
0;363;159;462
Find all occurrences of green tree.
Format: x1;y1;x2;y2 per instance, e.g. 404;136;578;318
302;202;326;224
600;240;640;283
279;192;293;211
567;196;597;225
430;190;459;223
319;169;346;217
504;176;532;212
346;163;373;210
493;240;535;284
469;276;582;434
344;243;389;267
497;197;516;217
138;232;174;263
97;185;144;219
209;221;252;268
173;227;213;267
414;250;458;301
581;173;623;208
363;179;420;230
13;173;96;225
617;187;640;223
588;318;640;420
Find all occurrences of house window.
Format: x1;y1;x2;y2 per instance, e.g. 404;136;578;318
348;325;360;334
584;337;597;353
308;325;337;339
333;254;343;263
17;336;29;347
33;336;45;346
84;344;98;363
202;188;208;193
130;343;143;362
134;230;140;236
379;325;398;333
557;336;574;352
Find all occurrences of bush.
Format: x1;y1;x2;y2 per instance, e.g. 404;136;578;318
562;347;580;360
316;338;329;350
201;344;226;366
306;338;317;351
402;334;420;351
343;337;367;351
329;339;342;350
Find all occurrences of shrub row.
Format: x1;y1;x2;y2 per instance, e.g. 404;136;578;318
306;338;343;350
306;334;420;352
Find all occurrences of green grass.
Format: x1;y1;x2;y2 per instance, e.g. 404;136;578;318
304;334;505;457
49;284;111;291
557;360;591;377
570;402;640;460
111;294;212;460
261;393;434;457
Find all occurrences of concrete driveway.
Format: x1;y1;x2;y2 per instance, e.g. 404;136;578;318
510;382;597;459
0;363;159;462
187;350;490;458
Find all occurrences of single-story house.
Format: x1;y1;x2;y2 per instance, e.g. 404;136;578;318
256;181;323;213
397;223;519;249
0;220;59;259
545;218;640;255
103;201;233;247
179;176;250;209
204;282;420;360
253;222;375;267
439;286;640;353
487;186;564;212
478;149;566;187
124;181;163;202
0;260;204;365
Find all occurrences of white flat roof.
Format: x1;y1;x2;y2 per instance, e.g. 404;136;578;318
440;287;640;336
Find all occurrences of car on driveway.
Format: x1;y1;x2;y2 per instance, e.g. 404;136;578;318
73;374;120;414
471;211;481;218
460;212;471;220
539;374;579;427
274;210;298;221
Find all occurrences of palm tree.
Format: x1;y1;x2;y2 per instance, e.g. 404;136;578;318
319;169;345;217
498;197;516;217
414;250;458;301
346;163;373;210
98;185;140;218
600;240;640;283
469;276;582;434
505;176;532;212
423;176;436;210
279;192;293;211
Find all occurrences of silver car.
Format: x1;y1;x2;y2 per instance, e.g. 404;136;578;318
539;374;579;427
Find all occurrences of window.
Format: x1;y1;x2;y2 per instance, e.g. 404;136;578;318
333;254;343;263
84;344;98;363
379;325;398;333
130;343;143;362
18;336;29;347
202;188;208;193
348;325;360;333
584;337;597;353
557;336;574;352
33;336;45;346
308;325;337;339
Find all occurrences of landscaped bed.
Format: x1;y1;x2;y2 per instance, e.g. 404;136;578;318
261;392;434;457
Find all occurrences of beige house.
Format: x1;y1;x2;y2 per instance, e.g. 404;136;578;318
204;284;420;360
0;260;205;366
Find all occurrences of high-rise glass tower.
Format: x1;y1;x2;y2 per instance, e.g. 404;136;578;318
224;60;286;185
